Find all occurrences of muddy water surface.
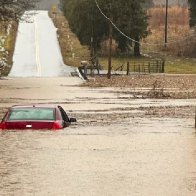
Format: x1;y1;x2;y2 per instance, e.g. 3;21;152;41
0;77;196;196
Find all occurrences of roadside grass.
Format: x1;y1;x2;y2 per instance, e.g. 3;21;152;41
99;57;150;70
99;56;196;74
0;22;18;76
165;57;196;74
49;9;90;67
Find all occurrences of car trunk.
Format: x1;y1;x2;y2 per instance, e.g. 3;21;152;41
5;121;55;130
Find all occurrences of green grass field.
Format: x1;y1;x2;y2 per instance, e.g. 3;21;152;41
99;56;196;74
164;57;196;74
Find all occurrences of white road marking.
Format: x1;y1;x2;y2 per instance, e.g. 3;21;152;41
34;16;42;77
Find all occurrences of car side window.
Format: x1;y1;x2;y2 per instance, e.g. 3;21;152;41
58;106;69;122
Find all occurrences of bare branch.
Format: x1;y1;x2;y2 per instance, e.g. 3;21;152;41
0;0;40;21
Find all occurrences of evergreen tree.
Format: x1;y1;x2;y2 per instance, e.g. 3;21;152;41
188;0;196;27
60;0;108;53
61;0;148;56
113;0;148;56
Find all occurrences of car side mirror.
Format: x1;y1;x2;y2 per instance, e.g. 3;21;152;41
69;118;77;123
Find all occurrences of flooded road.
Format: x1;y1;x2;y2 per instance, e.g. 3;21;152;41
0;77;196;196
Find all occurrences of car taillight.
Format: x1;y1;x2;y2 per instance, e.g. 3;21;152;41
0;122;6;130
52;121;61;130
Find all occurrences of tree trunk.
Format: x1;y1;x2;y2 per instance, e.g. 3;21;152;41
107;21;112;79
134;36;140;57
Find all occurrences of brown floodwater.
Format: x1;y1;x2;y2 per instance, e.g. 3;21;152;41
0;77;196;196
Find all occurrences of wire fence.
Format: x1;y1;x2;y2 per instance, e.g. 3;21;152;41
78;58;165;80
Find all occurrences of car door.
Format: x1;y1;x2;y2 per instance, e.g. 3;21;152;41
58;106;70;127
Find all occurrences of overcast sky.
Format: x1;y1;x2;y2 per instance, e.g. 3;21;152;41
35;0;188;11
36;0;60;10
153;0;188;6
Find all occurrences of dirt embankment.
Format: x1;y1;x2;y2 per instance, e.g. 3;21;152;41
82;74;196;99
0;21;18;76
49;8;90;67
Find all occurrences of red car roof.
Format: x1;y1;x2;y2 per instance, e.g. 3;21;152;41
11;104;58;109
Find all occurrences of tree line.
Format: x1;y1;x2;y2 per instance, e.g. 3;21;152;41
0;0;195;56
60;0;151;57
189;0;196;27
60;0;195;57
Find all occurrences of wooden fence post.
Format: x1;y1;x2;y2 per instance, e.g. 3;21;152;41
195;107;196;129
84;65;87;77
96;59;100;75
162;60;165;73
127;62;130;75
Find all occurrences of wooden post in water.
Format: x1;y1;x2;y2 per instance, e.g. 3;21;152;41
84;65;87;77
195;107;196;129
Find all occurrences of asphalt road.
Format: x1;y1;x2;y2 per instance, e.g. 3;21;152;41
9;11;74;77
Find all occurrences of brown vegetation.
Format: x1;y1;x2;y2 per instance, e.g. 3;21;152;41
143;6;196;57
0;21;18;76
49;6;90;67
148;6;189;27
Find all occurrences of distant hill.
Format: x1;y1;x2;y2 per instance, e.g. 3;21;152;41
153;0;188;6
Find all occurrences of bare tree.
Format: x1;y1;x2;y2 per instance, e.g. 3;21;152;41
0;0;40;21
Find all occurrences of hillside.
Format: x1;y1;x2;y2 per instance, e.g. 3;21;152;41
49;8;90;67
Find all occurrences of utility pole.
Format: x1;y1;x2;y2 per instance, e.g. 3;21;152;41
108;21;112;79
90;5;94;59
107;3;112;79
165;0;168;48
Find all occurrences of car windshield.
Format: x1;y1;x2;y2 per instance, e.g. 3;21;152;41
8;108;55;121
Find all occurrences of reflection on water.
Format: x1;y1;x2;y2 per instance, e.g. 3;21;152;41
1;121;196;196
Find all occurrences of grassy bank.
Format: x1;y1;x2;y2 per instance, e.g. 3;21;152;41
0;21;18;76
99;56;196;74
165;57;196;74
49;8;90;67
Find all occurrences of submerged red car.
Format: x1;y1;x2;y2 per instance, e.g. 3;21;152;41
0;104;76;130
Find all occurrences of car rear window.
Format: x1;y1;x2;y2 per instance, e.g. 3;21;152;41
8;108;55;121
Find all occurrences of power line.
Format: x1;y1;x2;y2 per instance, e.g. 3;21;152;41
94;0;195;46
94;0;142;44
